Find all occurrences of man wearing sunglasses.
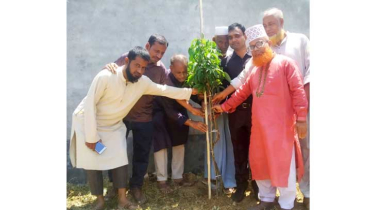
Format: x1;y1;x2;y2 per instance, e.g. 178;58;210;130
213;8;310;209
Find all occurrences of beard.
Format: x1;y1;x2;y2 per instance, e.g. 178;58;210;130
269;29;285;46
252;47;274;67
125;62;141;83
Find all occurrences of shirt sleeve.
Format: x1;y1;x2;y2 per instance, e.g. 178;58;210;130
284;59;308;121
230;58;254;89
83;71;108;143
222;78;252;113
143;76;192;100
302;35;310;85
156;96;188;126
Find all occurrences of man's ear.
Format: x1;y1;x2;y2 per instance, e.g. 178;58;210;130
212;36;216;42
145;42;150;50
125;57;129;65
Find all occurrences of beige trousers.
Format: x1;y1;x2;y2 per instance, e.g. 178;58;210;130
154;144;185;181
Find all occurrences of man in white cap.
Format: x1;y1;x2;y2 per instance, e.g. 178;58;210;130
202;26;237;194
213;26;230;58
213;8;311;208
262;8;310;209
213;24;308;210
218;23;258;203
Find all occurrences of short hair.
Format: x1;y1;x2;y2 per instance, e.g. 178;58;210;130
128;46;150;62
148;34;169;47
170;54;188;66
263;7;284;22
228;23;245;34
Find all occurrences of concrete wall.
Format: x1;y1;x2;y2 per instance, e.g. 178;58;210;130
67;0;309;183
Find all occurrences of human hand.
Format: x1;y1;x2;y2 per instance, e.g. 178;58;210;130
103;63;118;74
212;92;225;104
296;121;307;139
189;121;207;133
191;88;199;95
85;140;102;151
190;107;205;117
212;104;224;113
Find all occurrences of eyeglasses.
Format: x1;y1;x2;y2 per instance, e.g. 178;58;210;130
248;40;265;51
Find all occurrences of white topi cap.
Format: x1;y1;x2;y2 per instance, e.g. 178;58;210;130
245;24;268;44
215;26;228;36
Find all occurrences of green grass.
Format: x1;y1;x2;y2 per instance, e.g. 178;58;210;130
67;173;306;210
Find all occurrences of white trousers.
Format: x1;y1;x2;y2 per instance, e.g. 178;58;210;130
256;146;296;210
154;145;185;181
299;114;310;198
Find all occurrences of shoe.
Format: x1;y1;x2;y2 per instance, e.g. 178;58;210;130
231;181;248;203
247;201;275;210
130;187;147;205
303;197;310;210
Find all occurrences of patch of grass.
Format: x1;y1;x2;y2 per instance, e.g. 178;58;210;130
67;173;306;210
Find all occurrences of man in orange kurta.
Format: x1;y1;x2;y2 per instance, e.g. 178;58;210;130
213;24;308;210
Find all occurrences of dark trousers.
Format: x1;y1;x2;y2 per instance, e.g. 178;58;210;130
124;120;154;189
86;165;128;196
228;104;252;187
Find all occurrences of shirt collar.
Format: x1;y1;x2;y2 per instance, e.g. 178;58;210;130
118;66;127;83
278;31;289;46
232;50;251;59
148;60;161;67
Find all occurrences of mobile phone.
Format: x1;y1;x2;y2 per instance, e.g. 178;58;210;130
95;141;107;154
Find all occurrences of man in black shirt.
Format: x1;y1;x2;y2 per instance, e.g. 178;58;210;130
220;23;259;203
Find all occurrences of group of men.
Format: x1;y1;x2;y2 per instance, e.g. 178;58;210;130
69;7;310;210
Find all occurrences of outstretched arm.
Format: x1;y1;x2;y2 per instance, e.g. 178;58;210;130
143;76;195;100
221;78;253;113
176;99;204;117
212;60;254;104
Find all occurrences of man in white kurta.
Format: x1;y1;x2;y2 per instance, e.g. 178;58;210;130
69;47;194;209
262;8;310;208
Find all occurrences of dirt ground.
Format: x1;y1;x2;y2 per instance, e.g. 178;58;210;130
67;173;307;210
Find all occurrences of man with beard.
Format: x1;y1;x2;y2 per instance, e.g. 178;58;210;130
263;8;310;209
69;47;197;210
152;54;207;193
217;23;258;202
213;8;311;208
105;34;170;204
213;24;308;210
203;26;236;194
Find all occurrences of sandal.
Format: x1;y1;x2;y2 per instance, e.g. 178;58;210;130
157;182;173;194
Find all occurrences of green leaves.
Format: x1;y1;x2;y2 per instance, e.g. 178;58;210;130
187;38;226;93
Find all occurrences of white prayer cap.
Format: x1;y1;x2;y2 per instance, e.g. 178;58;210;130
245;24;268;44
215;26;228;36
